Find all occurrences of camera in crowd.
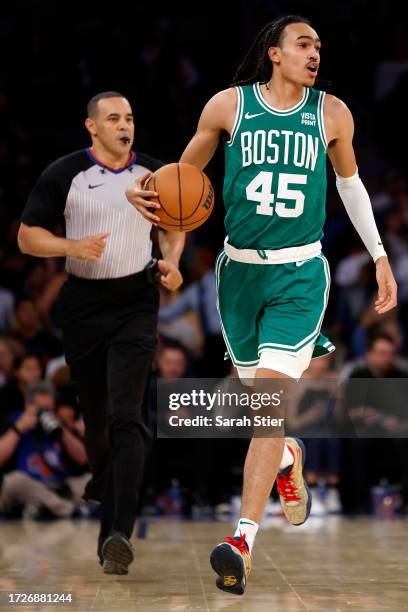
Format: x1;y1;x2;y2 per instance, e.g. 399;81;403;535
25;381;63;439
37;408;63;438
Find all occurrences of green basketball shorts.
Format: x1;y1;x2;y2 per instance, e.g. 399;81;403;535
215;247;335;380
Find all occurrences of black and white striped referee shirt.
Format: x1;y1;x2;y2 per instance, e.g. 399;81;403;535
21;148;162;279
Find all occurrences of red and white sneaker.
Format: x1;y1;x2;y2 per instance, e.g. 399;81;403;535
276;437;312;526
210;533;252;595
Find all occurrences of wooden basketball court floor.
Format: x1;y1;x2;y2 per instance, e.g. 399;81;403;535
0;516;407;611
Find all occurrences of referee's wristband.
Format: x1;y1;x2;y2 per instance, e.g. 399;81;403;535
10;423;22;436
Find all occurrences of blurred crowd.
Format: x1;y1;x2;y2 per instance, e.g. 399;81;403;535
1;4;408;522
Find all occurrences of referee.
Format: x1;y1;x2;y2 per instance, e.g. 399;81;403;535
18;91;185;574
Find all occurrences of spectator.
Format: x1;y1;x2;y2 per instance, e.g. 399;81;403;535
159;249;228;376
32;268;66;334
0;381;90;519
149;339;192;436
334;248;374;356
45;355;67;381
50;363;81;429
350;298;407;361
342;331;408;515
6;297;63;360
54;400;87;480
345;328;408;380
209;364;249;520
158;287;201;356
0;337;21;388
0;286;15;332
287;355;342;515
146;340;216;517
155;339;190;379
0;353;43;421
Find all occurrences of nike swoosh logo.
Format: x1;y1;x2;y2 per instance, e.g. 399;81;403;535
239;521;255;525
88;183;105;189
244;111;266;120
295;258;313;267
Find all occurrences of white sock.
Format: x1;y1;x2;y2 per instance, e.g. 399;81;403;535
234;518;259;552
279;444;294;471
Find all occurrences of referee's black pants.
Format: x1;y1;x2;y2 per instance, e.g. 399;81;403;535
61;271;158;540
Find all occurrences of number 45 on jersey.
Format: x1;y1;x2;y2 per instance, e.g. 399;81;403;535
247;171;307;217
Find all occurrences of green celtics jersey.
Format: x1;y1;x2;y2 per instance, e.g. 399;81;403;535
223;82;328;249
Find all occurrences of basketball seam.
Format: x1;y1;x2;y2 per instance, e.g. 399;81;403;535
153;174;165;215
158;210;213;228
198;169;205;211
157;195;207;221
157;205;213;230
153;168;184;222
174;169;207;221
177;163;182;231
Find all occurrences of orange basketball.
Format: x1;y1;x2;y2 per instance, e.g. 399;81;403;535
145;162;214;232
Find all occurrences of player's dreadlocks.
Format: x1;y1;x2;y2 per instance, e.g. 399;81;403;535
231;15;312;87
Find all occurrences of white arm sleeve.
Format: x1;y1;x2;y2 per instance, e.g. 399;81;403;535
336;169;387;263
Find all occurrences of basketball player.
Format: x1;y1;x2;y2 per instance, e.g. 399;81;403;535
17;92;184;575
126;16;397;594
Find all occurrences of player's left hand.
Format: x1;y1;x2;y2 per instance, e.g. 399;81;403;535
158;259;183;291
375;256;398;315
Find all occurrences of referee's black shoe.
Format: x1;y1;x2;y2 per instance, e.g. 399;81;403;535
98;534;128;575
101;531;134;575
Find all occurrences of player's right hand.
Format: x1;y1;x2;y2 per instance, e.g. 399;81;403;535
126;171;161;225
67;232;110;261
